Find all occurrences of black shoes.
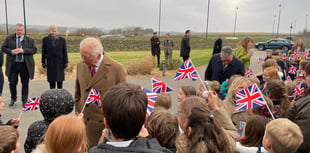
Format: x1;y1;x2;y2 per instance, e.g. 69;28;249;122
9;99;16;107
22;101;26;108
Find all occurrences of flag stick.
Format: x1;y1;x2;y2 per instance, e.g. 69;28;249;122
18;111;24;119
255;83;275;120
80;90;93;113
189;58;209;91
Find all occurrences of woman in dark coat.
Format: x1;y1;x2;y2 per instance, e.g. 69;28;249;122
41;25;68;89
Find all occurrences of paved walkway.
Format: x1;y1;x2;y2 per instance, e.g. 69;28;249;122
2;50;265;153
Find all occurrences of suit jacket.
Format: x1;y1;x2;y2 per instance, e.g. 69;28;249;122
151;36;160;55
75;54;126;148
213;38;222;55
1;34;37;79
41;35;68;82
205;53;245;84
180;35;190;57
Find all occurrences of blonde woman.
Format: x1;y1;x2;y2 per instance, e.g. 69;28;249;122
234;37;254;70
33;115;87;153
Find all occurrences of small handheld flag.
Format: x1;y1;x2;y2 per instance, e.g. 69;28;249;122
244;69;254;78
142;87;158;116
288;66;297;74
151;77;173;93
22;97;40;112
293;52;299;58
174;59;198;81
303;52;309;57
291;83;305;97
86;89;101;107
286;75;292;82
235;84;266;111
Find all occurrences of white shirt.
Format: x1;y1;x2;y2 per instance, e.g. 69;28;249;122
106;140;134;147
94;53;104;72
235;142;267;153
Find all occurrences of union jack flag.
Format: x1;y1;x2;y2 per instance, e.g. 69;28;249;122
174;59;199;81
245;69;254;78
286;75;292;82
292;83;305;97
22;97;40;112
142;87;158;116
86;89;101;107
235;84;266;111
288;66;297;74
303;52;309;57
258;57;264;64
293;52;299;58
151;77;173;93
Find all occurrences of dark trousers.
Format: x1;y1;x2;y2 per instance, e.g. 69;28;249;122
0;68;4;96
182;56;189;62
9;62;29;101
155;54;160;67
49;81;63;89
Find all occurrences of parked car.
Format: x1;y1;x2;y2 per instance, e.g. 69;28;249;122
255;38;295;51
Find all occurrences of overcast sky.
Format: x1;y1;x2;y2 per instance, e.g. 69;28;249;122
0;0;309;33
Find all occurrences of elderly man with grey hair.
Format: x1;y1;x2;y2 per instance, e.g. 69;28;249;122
205;47;244;84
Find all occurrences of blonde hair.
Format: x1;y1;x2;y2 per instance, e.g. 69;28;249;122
0;126;19;153
49;25;57;31
262;59;278;70
198;81;220;93
155;92;172;109
238;37;253;51
265;118;303;153
226;76;251;100
44;115;87;153
180;86;196;97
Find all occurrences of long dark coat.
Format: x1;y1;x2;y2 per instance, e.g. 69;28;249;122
41;35;68;82
151;36;160;56
180;35;190;57
1;34;37;79
212;38;222;55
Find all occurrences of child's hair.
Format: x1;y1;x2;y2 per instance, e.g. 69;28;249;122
263;67;279;80
179;96;209;129
146;107;179;148
240;115;270;147
185;107;233;153
0;126;19;153
44;115;87;153
265;79;290;118
155;92;172;109
102;83;147;140
262;59;278;70
264;118;303;153
248;77;260;86
226;76;251;100
299;60;310;70
251;96;274;119
285;81;297;96
227;75;242;90
208;81;221;93
180;86;196;97
238;37;253;51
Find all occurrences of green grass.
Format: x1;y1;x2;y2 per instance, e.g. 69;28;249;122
33;49;212;67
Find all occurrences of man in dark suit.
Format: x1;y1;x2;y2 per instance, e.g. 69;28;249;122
42;25;68;89
150;32;161;67
180;29;191;62
212;35;222;55
205;47;244;84
1;23;37;107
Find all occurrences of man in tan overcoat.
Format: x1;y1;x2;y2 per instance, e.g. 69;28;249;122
75;37;126;148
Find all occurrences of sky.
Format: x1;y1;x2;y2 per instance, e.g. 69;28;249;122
0;0;309;33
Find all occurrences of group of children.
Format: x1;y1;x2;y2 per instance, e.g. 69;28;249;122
0;44;309;153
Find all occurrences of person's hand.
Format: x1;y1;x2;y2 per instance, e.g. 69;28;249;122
207;91;219;111
12;49;19;55
11;119;20;127
138;125;149;137
77;113;84;120
18;48;24;53
248;50;254;56
42;63;46;69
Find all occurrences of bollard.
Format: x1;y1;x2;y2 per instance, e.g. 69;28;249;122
162;61;166;77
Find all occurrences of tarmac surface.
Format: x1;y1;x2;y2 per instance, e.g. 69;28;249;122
1;50;265;153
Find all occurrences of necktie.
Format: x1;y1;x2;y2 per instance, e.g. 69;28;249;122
17;36;21;48
91;65;96;77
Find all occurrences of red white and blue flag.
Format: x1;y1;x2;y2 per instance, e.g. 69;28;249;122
293;52;299;58
288;65;297;74
286;75;292;82
292;83;305;97
174;59;199;81
245;69;254;78
303;52;309;57
258;58;264;64
235;84;266;111
151;77;173;93
22;97;40;112
86;89;101;107
142;87;158;116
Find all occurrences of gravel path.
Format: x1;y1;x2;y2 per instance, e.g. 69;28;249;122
2;50;265;153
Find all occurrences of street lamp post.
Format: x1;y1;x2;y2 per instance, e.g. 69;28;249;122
158;0;161;37
306;14;309;32
23;0;27;35
233;7;238;37
276;4;282;38
290;23;293;38
5;0;8;35
205;0;210;39
272;15;276;38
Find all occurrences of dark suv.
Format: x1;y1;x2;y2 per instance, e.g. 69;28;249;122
255;38;295;51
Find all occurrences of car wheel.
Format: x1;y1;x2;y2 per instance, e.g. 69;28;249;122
282;46;289;50
258;45;265;50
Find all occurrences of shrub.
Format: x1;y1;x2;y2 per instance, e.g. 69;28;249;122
126;56;154;75
159;59;183;70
